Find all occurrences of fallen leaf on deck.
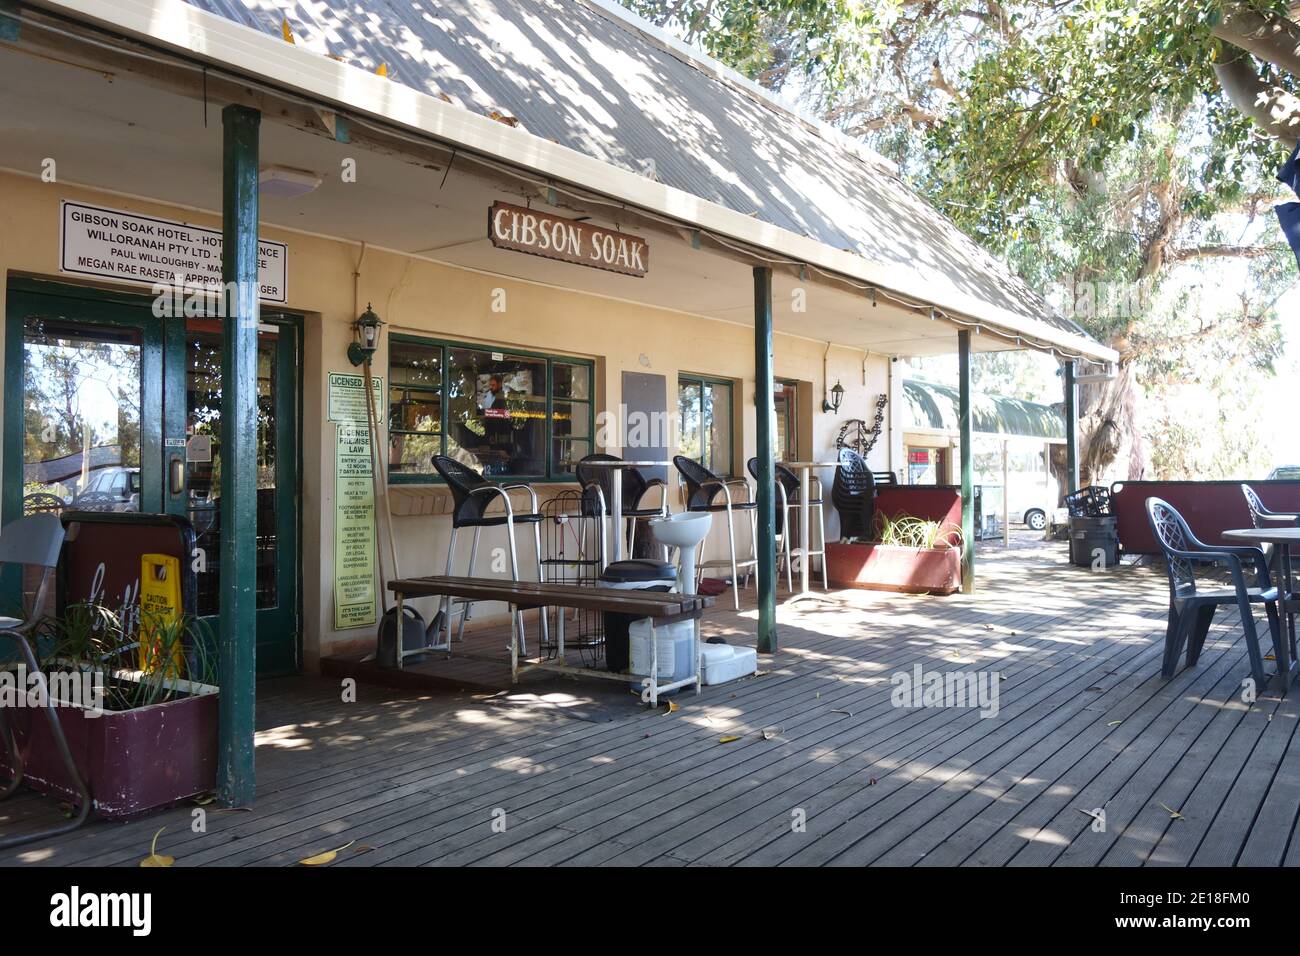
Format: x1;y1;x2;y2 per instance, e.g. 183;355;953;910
832;709;853;717
1108;720;1122;726
761;726;781;740
718;735;741;744
665;701;679;714
139;827;174;868
192;793;216;806
298;840;356;866
1158;802;1184;821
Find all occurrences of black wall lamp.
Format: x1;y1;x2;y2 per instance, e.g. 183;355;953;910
348;303;385;366
823;379;845;414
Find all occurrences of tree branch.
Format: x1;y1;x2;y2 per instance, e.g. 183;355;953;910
1167;243;1282;261
1212;47;1300;147
1214;5;1300;79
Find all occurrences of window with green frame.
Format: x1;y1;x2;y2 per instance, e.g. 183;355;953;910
677;373;734;477
388;335;593;481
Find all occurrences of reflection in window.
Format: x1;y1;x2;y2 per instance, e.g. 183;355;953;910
388;336;593;480
678;374;733;476
22;318;141;512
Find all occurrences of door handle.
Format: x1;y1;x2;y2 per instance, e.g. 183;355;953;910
169;455;185;496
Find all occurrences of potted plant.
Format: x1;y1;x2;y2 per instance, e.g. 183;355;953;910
0;602;219;819
826;512;963;594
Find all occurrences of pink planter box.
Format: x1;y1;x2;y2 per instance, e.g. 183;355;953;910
1;681;218;820
826;542;960;594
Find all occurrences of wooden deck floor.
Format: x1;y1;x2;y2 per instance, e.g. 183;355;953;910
4;534;1300;867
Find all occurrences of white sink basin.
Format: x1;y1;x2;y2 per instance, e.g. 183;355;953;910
649;512;712;595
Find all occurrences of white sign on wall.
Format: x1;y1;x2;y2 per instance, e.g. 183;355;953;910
60;200;288;303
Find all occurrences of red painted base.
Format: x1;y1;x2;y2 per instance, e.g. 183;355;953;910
826;542;961;594
1;685;218;819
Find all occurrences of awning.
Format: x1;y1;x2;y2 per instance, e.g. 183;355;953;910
903;379;1064;440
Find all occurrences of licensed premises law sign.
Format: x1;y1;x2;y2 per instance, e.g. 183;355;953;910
60;200;288;303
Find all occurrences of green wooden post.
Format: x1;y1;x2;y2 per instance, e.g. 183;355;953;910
958;330;974;594
753;267;778;653
218;104;261;806
1063;360;1079;492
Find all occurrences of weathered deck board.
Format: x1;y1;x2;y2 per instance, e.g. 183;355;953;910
4;535;1299;867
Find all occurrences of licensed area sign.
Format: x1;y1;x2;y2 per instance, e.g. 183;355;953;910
60;200;288;302
488;201;648;277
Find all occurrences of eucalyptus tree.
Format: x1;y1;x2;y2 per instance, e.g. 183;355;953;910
627;0;1300;482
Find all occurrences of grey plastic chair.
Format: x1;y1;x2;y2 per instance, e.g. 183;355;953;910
1146;497;1281;688
0;513;91;849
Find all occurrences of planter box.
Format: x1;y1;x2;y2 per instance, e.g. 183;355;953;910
826;541;960;594
0;674;218;819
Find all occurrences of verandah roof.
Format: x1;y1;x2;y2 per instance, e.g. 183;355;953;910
183;0;1106;357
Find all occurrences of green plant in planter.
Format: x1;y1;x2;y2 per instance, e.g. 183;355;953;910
37;603;218;712
876;512;964;551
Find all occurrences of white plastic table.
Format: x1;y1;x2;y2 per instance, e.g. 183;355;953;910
580;459;671;563
780;461;839;595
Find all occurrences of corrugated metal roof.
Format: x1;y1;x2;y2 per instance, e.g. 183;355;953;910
184;0;1094;345
904;379;1064;440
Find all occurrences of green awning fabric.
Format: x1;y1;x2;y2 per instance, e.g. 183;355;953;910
903;379;1064;440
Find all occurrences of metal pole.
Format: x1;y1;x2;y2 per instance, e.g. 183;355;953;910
217;104;260;806
753;266;777;653
958;330;974;594
1064;360;1079;492
1001;439;1010;548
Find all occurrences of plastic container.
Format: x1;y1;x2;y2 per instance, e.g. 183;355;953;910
598;559;676;672
699;643;757;685
628;617;695;685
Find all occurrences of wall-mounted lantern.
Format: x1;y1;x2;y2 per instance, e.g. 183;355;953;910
348;303;385;366
823;379;844;414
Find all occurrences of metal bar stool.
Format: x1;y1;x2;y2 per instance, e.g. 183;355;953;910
0;513;92;850
673;455;757;610
748;457;827;591
431;455;548;653
576;454;670;567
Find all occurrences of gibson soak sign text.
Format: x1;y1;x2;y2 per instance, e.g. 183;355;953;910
488;201;648;277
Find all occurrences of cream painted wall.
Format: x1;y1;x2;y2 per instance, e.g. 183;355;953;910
0;171;896;670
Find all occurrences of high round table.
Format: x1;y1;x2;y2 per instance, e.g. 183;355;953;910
579;459;670;563
781;461;840;596
1222;527;1300;688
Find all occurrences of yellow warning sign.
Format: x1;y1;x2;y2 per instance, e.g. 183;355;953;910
139;553;184;677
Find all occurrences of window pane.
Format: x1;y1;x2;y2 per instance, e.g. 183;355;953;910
23;319;141;513
389;340;443;476
446;348;546;476
704;382;732;476
678;381;702;464
552;400;590;474
553;362;590;400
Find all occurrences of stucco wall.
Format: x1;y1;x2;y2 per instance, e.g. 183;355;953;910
0;171;896;669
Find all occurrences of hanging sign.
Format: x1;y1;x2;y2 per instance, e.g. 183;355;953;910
488;201;648;277
333;421;377;630
60;200;288;302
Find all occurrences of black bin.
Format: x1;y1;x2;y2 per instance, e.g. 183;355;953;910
1069;515;1119;568
598;559;676;672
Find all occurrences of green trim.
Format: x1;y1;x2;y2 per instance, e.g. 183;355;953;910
958;330;975;595
387;331;595;484
753;267;777;654
0;1;20;43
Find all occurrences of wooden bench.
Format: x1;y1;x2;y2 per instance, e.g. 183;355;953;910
387;576;715;704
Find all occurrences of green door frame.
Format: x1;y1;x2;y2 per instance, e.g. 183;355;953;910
2;278;302;675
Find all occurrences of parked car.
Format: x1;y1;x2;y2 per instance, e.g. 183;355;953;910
1268;465;1300;480
71;466;140;512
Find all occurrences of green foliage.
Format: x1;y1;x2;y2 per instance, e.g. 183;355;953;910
39;602;218;711
876;512;963;549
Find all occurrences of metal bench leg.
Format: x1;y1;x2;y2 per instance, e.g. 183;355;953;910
0;630;91;850
726;505;741;611
505;516;526;656
456;526;481;642
817;501;829;590
533;520;549;649
441;527;458;657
